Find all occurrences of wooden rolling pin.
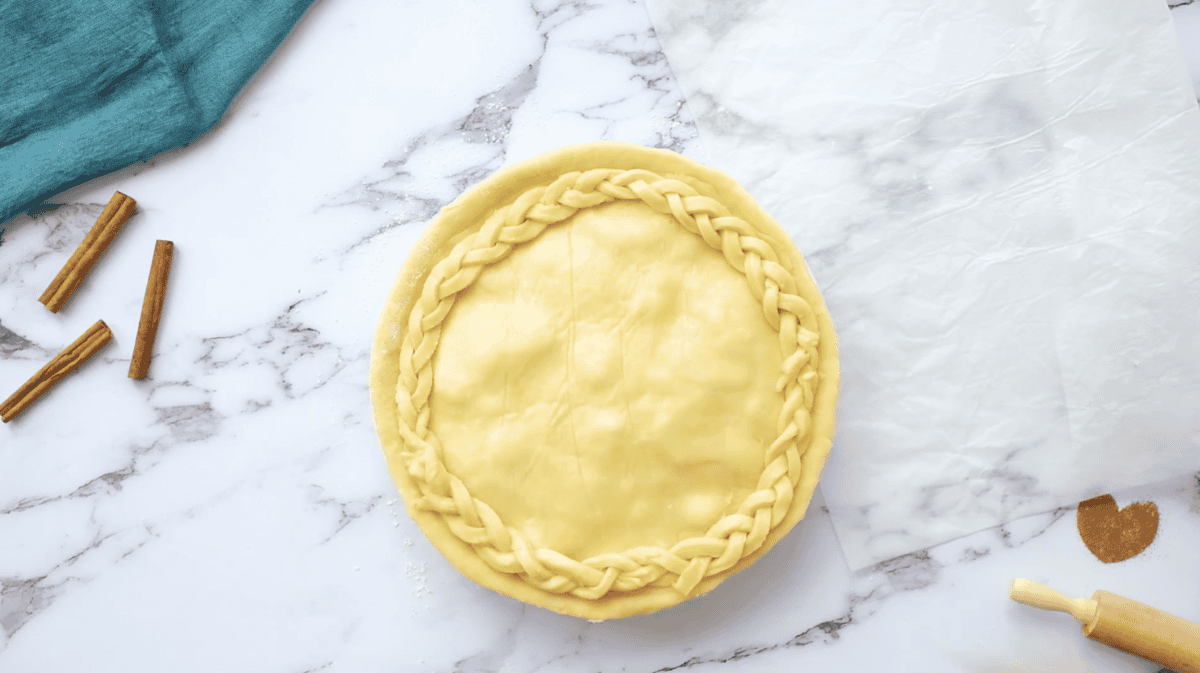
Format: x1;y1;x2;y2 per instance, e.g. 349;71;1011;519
1010;579;1200;673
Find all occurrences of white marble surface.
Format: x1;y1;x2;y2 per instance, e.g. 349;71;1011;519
1;0;1198;671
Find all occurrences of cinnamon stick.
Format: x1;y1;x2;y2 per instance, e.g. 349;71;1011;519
129;240;173;380
39;192;136;312
0;320;113;423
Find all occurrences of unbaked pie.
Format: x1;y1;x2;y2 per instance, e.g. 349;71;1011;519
370;142;837;619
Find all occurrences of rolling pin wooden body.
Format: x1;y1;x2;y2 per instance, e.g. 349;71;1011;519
1084;590;1200;673
1011;580;1200;673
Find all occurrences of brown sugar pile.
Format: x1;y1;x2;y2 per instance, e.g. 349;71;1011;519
1077;494;1159;563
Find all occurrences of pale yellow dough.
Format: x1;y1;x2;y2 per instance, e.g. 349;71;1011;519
370;142;838;619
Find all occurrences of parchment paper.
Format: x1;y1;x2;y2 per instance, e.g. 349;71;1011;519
645;0;1200;568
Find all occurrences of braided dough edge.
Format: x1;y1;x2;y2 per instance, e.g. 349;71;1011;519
369;142;838;620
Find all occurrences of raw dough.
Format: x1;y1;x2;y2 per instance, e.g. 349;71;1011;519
369;142;838;619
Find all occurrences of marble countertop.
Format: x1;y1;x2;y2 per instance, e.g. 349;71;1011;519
2;0;1199;671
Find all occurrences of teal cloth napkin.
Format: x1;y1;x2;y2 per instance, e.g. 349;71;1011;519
0;0;317;225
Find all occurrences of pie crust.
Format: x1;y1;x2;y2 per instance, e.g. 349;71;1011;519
370;142;838;619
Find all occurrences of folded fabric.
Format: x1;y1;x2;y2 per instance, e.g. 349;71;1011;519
0;0;317;225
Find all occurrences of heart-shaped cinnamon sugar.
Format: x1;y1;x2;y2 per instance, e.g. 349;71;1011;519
1076;494;1159;563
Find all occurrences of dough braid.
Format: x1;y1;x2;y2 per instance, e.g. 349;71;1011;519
395;169;822;599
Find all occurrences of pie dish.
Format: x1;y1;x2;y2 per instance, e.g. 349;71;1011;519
369;142;838;619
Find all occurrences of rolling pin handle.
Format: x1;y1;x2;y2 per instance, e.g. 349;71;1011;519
1009;579;1098;624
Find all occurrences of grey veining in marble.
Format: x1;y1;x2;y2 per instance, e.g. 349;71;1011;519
1;0;1199;671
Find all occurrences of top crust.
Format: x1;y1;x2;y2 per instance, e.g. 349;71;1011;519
369;142;838;619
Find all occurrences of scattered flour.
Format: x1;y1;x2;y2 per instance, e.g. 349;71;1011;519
404;560;432;614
